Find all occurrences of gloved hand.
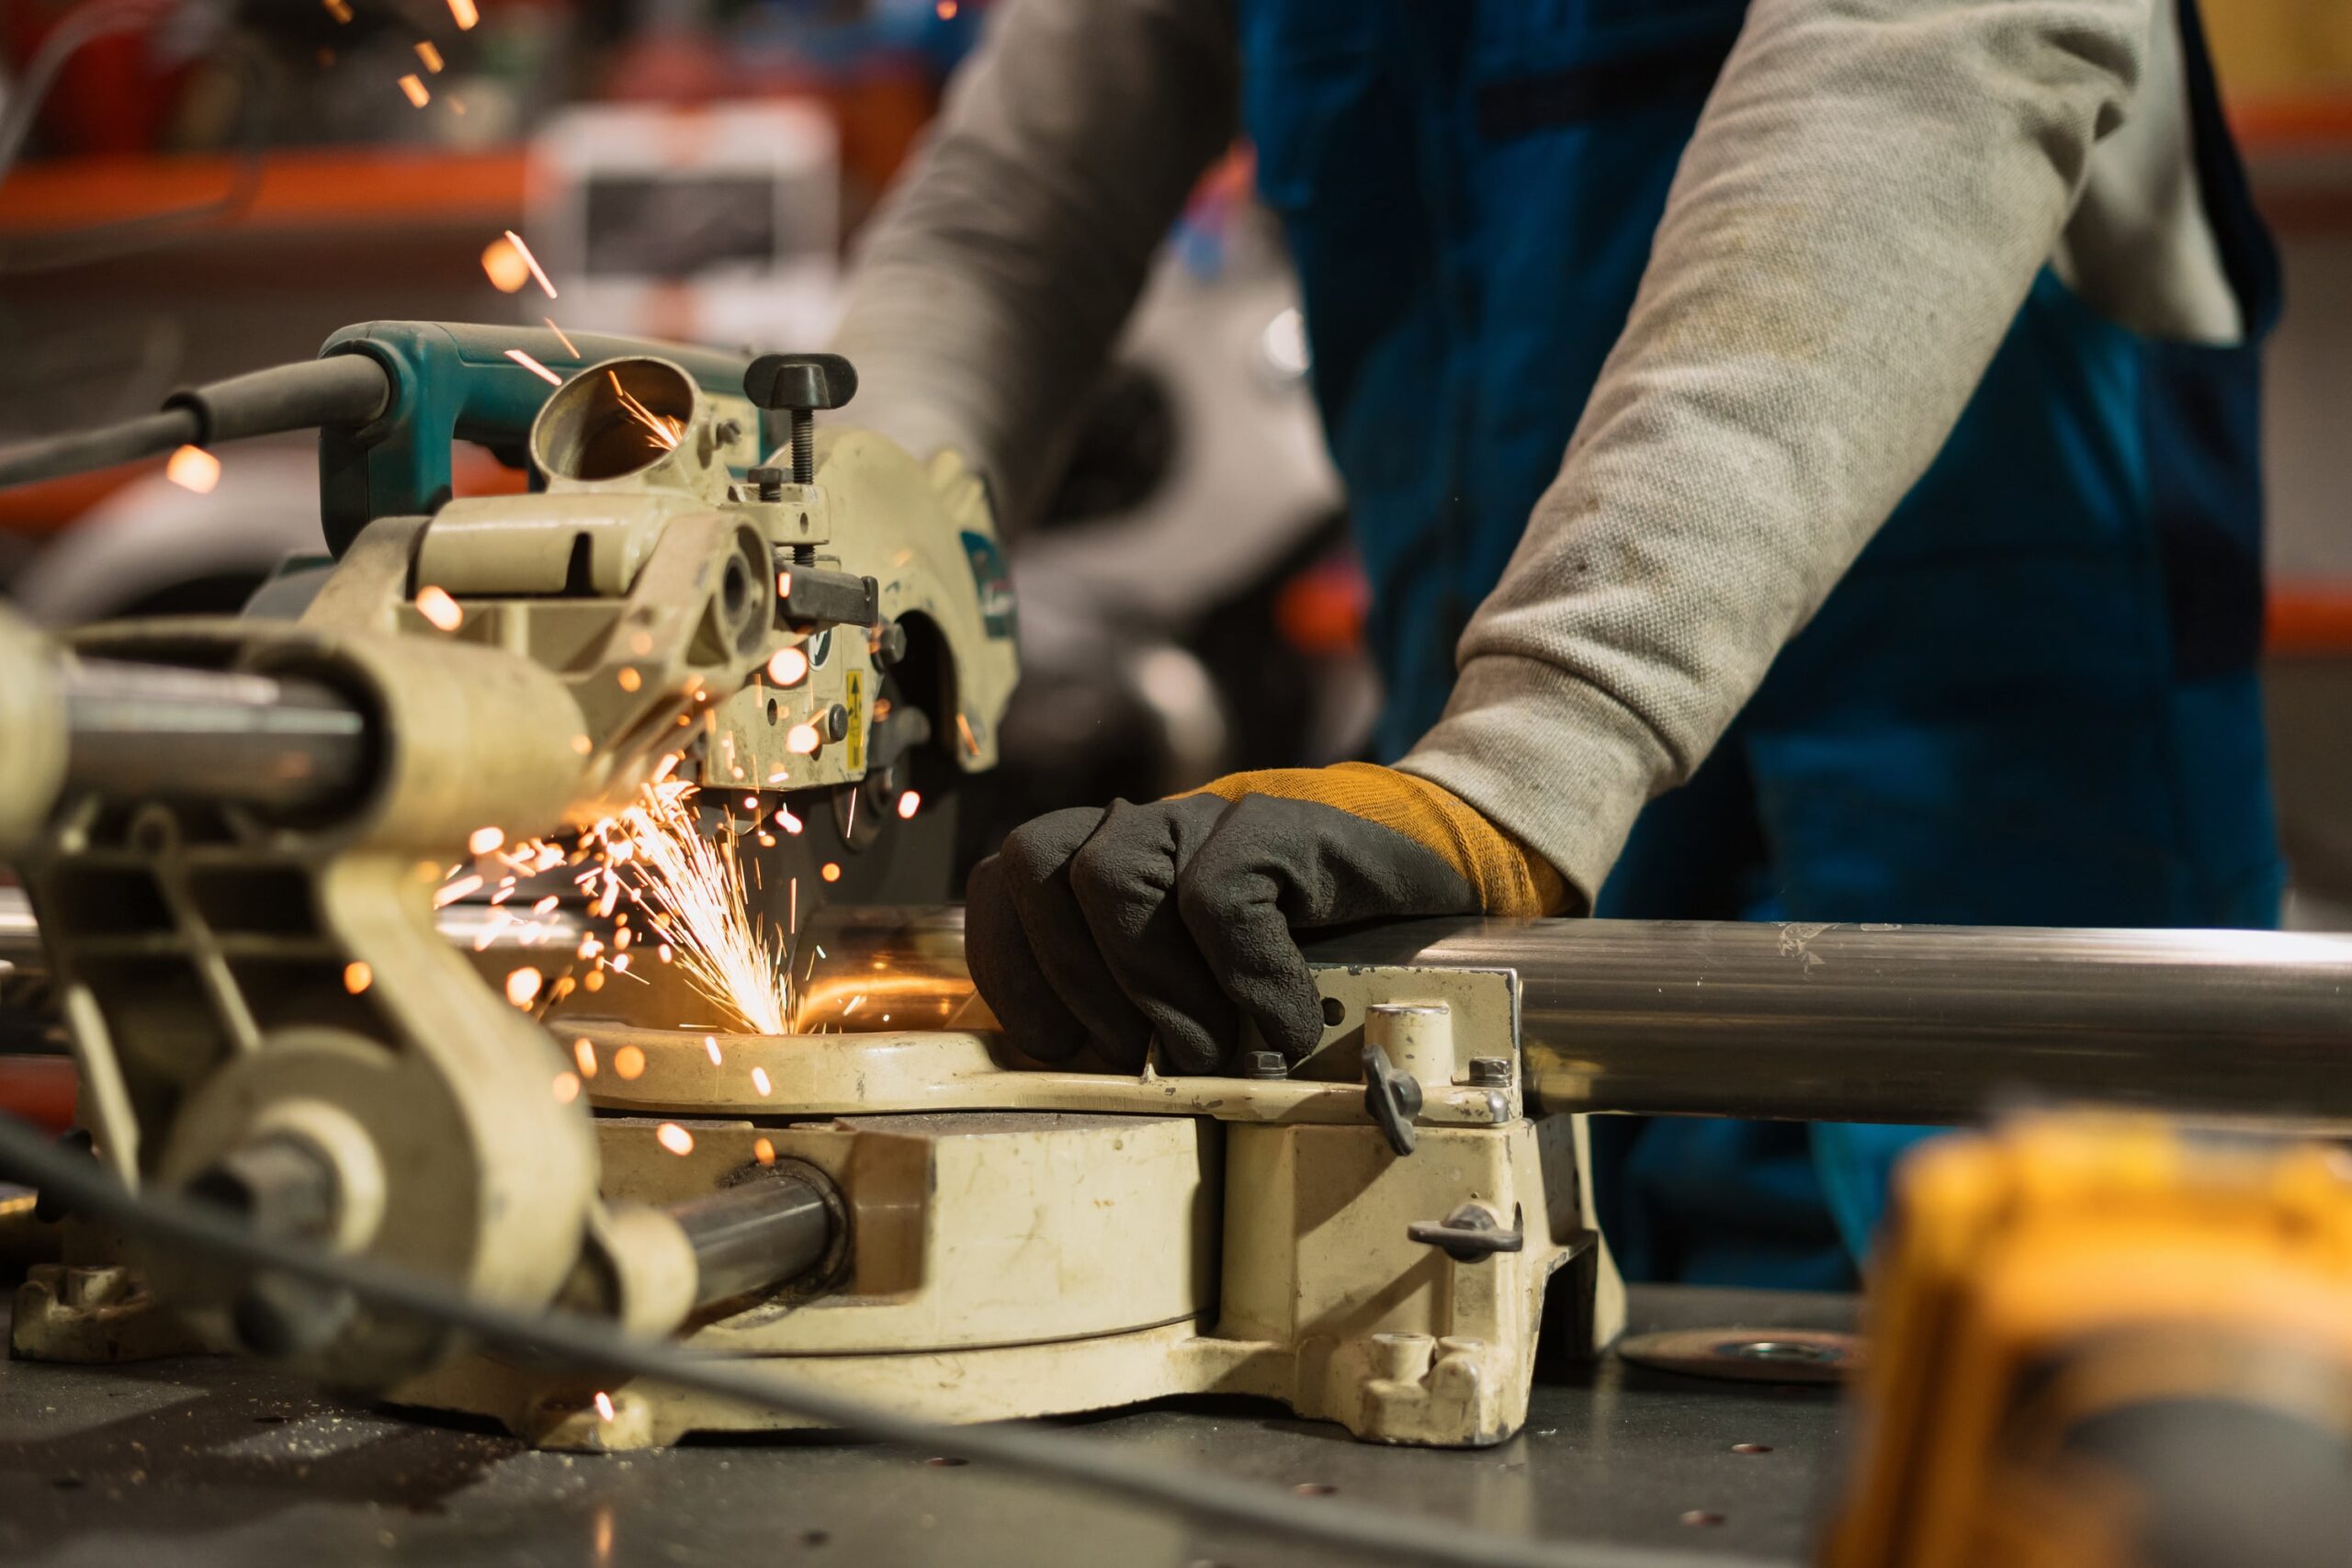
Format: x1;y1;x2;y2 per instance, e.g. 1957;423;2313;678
966;762;1566;1074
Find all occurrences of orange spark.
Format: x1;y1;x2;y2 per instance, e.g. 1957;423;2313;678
616;667;642;693
605;371;683;451
656;1122;695;1156
469;825;504;856
415;584;463;631
166;446;220;494
505;967;543;1007
773;805;803;835
398;73;430;107
820;863;842;884
704;1034;723;1064
937;0;956;16
573;1037;598;1077
322;0;350;18
752;1137;776;1166
433;873;483;908
751;1066;772;1097
504;347;561;385
614;1044;646;1079
447;0;478;27
897;790;922;820
482;238;529;293
545;318;581;357
414;39;443;72
343;961;372;995
553;1071;581;1104
593;1391;615;1422
570;733;593;755
766;647;808;685
785;723;820;755
503;228;558;299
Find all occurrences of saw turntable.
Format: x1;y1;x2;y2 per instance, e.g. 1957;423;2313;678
5;322;2352;1468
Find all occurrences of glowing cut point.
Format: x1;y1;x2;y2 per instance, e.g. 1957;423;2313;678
656;1122;695;1156
166;445;221;494
415;585;464;631
342;961;372;995
468;825;505;856
765;647;808;686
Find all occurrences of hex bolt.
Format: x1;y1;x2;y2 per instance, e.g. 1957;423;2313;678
1243;1050;1289;1080
1467;1056;1512;1088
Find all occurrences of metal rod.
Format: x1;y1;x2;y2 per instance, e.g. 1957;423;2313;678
1304;918;2352;1129
63;658;371;813
662;1168;835;1308
6;894;2349;1128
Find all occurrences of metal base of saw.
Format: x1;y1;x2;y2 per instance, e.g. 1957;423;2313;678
395;1103;1619;1451
17;964;1623;1451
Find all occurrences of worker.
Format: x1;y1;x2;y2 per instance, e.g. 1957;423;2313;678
831;0;2281;1288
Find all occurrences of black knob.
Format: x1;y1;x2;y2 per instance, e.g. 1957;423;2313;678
743;354;858;413
745;354;858;488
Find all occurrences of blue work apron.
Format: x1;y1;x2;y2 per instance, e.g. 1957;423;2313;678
1239;0;2283;1286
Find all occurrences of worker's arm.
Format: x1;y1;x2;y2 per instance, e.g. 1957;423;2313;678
828;0;1239;533
1397;0;2159;907
967;0;2166;1073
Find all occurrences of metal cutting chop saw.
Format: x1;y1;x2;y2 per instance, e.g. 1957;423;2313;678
0;322;1617;1451
9;323;2352;1463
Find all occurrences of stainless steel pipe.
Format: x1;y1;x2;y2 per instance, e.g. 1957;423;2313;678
6;890;2349;1128
1305;919;2352;1129
663;1168;836;1308
63;658;371;813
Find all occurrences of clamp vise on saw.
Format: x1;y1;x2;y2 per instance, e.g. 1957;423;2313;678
3;321;2352;1458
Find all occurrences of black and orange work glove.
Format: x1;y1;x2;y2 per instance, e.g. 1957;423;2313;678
965;762;1566;1074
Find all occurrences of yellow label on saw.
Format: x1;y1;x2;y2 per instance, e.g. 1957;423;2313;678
845;670;865;775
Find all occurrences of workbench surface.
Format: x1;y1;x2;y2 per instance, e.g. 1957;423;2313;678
1;1285;1850;1567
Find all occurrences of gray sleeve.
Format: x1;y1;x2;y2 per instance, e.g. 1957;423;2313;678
1397;0;2154;908
827;0;1240;533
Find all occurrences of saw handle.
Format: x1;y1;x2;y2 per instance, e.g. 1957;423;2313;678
316;321;786;556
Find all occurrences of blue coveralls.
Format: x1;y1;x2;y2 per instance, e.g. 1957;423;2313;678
1238;0;2284;1287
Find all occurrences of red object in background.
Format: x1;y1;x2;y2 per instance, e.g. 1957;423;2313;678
2267;583;2352;656
1275;551;1369;658
0;1056;76;1136
3;0;189;155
